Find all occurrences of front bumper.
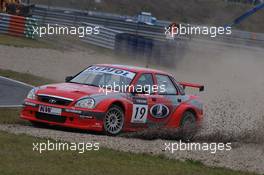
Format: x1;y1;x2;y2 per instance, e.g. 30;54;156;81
20;99;106;131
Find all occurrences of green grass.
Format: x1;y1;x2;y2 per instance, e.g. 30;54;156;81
0;131;258;175
0;108;25;124
0;34;56;48
0;69;54;87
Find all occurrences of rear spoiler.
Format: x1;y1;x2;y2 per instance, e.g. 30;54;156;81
179;82;204;92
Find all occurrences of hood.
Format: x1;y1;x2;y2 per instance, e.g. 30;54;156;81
36;83;103;101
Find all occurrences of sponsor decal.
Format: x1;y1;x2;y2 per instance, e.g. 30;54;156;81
131;97;148;123
133;97;147;104
150;104;170;118
86;66;135;79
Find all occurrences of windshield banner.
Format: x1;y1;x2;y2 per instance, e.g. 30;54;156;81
86;66;136;79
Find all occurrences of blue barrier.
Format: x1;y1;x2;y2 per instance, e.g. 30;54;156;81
229;2;264;26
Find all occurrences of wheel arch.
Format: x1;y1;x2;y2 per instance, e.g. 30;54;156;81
167;105;198;128
110;101;126;112
183;108;197;120
179;108;197;126
96;98;127;112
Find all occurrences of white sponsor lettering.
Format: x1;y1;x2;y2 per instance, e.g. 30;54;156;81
86;66;135;79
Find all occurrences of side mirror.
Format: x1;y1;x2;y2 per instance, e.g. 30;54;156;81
65;76;73;82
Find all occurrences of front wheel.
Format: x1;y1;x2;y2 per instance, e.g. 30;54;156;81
103;105;125;135
180;111;197;141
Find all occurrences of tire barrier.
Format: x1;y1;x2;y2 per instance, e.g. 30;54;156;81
115;33;187;66
0;13;37;38
115;33;154;57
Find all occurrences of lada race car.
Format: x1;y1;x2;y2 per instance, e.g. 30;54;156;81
21;64;204;139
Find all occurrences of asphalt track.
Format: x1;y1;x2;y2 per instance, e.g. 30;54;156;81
0;76;33;107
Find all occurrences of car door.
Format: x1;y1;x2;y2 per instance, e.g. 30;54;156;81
129;73;176;129
146;74;180;127
129;73;157;127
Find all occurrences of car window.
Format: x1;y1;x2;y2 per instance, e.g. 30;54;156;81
135;74;154;94
70;66;135;89
171;77;185;95
156;74;177;95
97;73;130;87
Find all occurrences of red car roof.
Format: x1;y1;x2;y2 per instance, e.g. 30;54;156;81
96;64;169;75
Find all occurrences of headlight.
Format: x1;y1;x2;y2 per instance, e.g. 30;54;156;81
75;98;95;109
27;88;37;100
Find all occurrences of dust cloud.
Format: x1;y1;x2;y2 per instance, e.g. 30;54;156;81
172;40;264;143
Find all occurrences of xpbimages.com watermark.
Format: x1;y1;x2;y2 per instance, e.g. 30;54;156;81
164;141;232;154
32;140;100;154
165;24;232;38
32;24;100;38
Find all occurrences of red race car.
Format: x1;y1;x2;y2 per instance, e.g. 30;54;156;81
21;64;204;139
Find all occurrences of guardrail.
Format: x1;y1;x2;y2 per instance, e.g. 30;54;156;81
32;5;169;42
0;13;37;38
81;22;123;49
32;4;264;47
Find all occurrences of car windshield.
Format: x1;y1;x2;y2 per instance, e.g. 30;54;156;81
70;66;136;90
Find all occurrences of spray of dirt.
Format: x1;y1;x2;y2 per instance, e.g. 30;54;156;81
172;40;264;144
124;39;264;144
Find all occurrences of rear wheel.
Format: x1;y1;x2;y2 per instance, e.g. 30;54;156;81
103;105;125;135
180;111;197;141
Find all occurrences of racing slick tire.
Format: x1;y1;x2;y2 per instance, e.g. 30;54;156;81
103;105;125;136
180;111;197;141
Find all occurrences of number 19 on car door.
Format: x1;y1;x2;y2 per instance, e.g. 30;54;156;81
131;104;148;123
